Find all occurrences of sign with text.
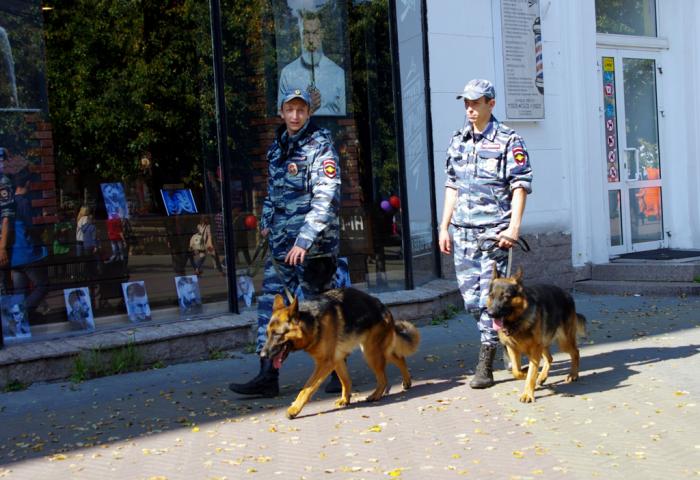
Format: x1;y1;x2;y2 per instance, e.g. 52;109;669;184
500;0;544;119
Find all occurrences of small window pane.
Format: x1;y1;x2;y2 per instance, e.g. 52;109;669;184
596;0;657;36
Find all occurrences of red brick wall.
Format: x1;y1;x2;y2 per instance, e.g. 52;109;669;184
23;113;58;225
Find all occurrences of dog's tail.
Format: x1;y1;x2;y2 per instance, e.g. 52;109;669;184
385;309;420;357
576;313;587;337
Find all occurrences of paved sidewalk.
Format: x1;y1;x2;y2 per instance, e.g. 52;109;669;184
0;293;699;479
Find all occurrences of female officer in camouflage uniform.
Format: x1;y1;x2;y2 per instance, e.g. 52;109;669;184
438;79;533;389
229;87;341;397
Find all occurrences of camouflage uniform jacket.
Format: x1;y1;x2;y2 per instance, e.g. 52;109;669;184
261;121;340;260
445;116;532;229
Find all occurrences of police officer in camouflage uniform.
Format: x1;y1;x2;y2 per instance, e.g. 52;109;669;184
438;79;533;389
229;87;341;397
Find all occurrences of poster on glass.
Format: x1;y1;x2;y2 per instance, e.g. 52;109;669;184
161;188;197;216
122;280;152;322
64;287;95;331
175;275;202;316
270;0;348;117
100;182;129;219
1;294;31;342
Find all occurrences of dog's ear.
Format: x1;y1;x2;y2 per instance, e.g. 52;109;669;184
492;262;500;280
272;294;286;311
289;296;299;316
513;267;524;282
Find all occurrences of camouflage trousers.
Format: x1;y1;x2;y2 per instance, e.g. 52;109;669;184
255;255;336;352
453;226;508;346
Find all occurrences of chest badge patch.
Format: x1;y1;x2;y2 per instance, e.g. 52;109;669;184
481;141;501;150
323;159;337;178
287;162;298;176
512;146;527;165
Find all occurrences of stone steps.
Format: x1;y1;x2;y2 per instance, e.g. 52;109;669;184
574;279;700;297
575;260;700;296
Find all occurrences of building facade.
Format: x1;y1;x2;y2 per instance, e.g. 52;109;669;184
1;0;698;349
429;0;700;277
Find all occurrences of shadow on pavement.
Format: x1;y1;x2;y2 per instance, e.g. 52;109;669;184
500;343;700;400
293;377;466;419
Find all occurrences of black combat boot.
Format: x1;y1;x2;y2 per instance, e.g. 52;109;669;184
469;343;497;389
229;357;279;397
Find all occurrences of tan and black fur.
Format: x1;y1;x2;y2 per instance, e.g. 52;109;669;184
487;266;586;403
261;288;420;419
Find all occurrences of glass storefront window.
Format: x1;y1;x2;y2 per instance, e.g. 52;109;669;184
596;0;657;37
220;0;410;302
1;0;227;344
0;0;436;345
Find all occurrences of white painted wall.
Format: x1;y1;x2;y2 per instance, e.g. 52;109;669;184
655;0;700;248
427;0;571;239
427;0;700;266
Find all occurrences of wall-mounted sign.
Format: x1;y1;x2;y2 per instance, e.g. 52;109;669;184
499;0;544;120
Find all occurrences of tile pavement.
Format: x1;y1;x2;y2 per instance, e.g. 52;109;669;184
0;293;698;479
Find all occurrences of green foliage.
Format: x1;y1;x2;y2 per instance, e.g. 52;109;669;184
348;0;398;198
151;360;166;369
431;303;460;326
242;342;257;354
70;340;144;383
208;348;227;360
2;379;30;393
43;0;216;185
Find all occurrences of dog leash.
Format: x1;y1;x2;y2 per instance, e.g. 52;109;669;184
476;234;531;277
476;234;531;254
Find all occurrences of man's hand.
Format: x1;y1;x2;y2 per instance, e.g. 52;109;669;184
309;87;321;114
438;228;451;254
0;247;7;266
285;245;307;266
498;226;520;249
260;228;270;238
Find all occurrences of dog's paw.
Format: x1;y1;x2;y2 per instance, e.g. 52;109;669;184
286;406;300;419
536;375;548;386
565;373;579;383
512;370;527;380
402;379;412;390
519;391;536;403
334;397;350;408
365;392;383;402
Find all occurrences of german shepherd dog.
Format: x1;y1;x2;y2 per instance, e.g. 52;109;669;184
260;288;420;419
486;266;587;403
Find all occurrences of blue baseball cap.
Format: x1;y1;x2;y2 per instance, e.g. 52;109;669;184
280;88;311;108
456;79;496;100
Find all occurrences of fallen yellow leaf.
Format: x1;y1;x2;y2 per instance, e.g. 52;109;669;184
513;450;525;459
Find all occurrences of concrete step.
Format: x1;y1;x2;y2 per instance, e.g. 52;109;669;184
574;279;700;297
591;262;700;282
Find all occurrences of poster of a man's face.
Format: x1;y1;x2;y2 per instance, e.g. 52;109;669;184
161;189;197;216
273;0;347;117
1;294;30;341
122;281;152;322
175;275;202;315
101;182;129;219
64;287;95;331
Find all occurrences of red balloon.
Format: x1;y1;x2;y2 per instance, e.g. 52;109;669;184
389;195;401;209
244;215;258;230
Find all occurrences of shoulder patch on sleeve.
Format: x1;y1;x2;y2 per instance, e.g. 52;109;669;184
512;146;527;165
322;159;337;178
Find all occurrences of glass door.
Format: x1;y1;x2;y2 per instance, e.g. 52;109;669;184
600;50;665;255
